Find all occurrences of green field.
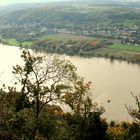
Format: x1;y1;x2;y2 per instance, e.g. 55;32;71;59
123;20;135;27
42;34;96;41
8;39;19;46
22;41;32;47
8;39;32;47
7;34;96;47
108;44;140;52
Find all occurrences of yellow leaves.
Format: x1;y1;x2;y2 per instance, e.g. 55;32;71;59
47;105;64;117
84;40;101;48
53;110;64;116
107;126;126;140
63;92;71;101
62;81;93;114
84;81;92;90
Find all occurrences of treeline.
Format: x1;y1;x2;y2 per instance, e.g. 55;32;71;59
31;39;108;57
101;52;140;64
0;50;140;140
31;39;140;63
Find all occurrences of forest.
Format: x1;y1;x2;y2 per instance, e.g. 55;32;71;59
31;39;140;63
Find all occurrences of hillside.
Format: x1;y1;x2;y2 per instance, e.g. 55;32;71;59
0;3;139;26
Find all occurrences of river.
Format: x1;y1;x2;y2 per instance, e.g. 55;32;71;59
1;44;140;121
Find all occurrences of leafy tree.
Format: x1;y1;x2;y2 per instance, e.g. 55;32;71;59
62;81;108;140
12;50;83;139
107;122;126;140
64;99;108;140
0;86;25;139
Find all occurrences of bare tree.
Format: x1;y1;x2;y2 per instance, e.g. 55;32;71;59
125;92;140;124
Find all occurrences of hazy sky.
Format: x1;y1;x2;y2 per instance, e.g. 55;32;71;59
0;0;73;5
0;0;139;5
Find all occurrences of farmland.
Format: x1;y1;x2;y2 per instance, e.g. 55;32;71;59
42;34;96;41
108;44;140;52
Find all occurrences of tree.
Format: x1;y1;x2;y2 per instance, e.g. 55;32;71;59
63;97;107;140
1;50;108;139
12;50;82;139
63;81;107;140
0;86;24;139
125;92;140;139
125;92;140;125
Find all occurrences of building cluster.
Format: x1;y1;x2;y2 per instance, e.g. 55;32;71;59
0;23;140;46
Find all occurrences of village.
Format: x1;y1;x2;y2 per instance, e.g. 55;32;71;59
55;24;140;46
0;22;140;46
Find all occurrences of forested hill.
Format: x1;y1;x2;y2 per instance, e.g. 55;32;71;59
0;2;139;27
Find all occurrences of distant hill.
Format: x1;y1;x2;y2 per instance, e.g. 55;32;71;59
0;0;139;41
0;1;139;26
77;0;140;6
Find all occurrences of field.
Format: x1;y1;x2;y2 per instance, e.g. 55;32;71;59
8;39;19;46
8;39;32;47
7;34;96;47
108;44;140;52
22;41;32;47
42;34;96;41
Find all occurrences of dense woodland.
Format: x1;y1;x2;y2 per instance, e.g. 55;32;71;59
32;39;108;56
0;50;140;140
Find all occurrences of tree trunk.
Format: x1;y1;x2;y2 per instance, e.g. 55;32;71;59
30;94;40;140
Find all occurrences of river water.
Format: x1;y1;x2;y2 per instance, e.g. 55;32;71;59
1;44;140;121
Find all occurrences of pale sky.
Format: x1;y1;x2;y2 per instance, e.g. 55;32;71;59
0;0;73;5
0;0;139;6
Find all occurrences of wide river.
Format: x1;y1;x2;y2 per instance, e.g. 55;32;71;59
1;44;140;121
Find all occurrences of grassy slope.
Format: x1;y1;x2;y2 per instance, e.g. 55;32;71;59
108;44;140;52
8;39;19;46
8;39;32;47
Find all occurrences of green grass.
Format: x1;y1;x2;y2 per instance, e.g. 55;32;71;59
22;41;32;47
123;20;135;27
108;44;140;52
7;39;32;47
8;39;19;46
42;34;96;41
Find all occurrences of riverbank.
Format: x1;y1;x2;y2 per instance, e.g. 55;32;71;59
30;38;140;64
91;47;140;63
1;35;140;64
